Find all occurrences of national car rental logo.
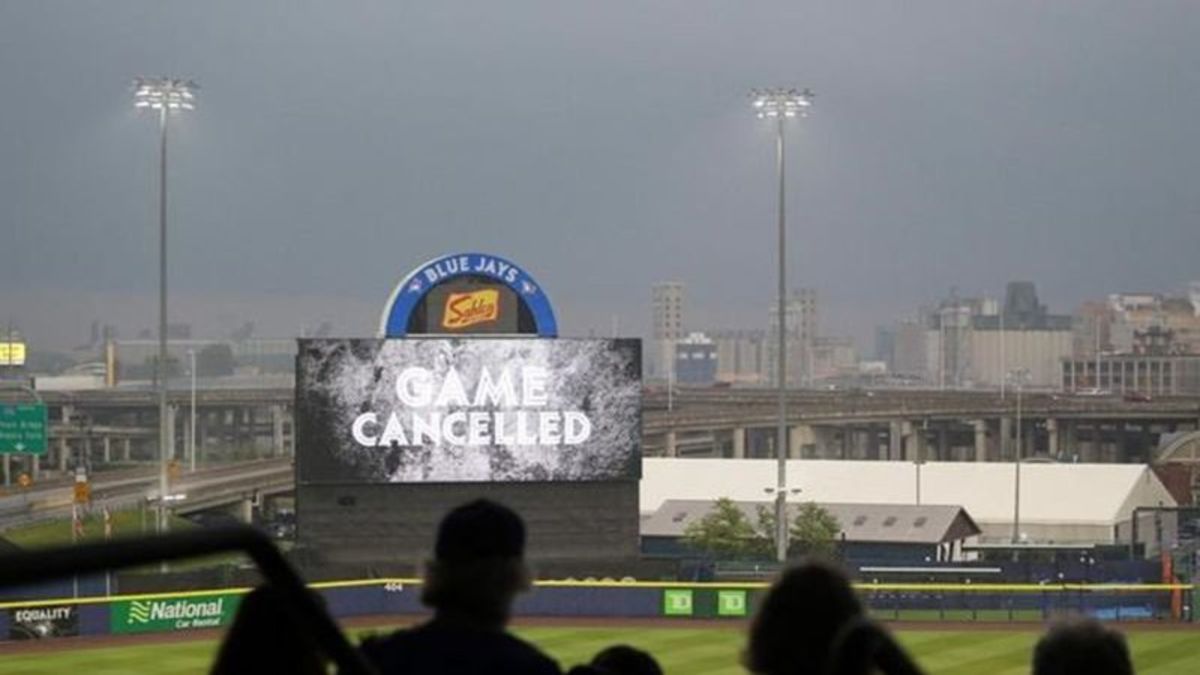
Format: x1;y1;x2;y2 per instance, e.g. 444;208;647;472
128;601;152;624
442;289;500;330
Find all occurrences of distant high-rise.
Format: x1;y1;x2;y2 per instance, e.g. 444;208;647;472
766;288;817;386
651;282;685;379
924;282;1072;388
711;329;768;384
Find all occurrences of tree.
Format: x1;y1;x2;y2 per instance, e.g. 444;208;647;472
682;497;761;559
756;501;842;558
789;502;842;557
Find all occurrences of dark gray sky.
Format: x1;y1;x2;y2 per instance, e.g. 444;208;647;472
4;2;1199;351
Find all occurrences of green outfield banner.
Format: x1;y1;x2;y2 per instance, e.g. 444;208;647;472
662;589;694;616
717;590;748;617
110;593;240;634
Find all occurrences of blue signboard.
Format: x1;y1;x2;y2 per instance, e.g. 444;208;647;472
378;252;558;338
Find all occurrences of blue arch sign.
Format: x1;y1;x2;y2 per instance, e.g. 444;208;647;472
378;252;558;338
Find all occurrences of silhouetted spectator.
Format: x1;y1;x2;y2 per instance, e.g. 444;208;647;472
360;499;561;674
825;616;924;675
590;645;663;675
1033;619;1134;675
745;560;865;675
211;585;325;675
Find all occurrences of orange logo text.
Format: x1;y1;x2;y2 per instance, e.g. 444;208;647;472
442;289;501;330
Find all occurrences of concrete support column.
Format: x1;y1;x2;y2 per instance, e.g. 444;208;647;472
103;436;112;464
973;420;988;462
900;421;920;461
166;405;178;460
286;406;295;456
2;455;9;486
31;455;40;480
999;417;1012;461
664;431;677;457
58;404;73;472
1047;418;1059;458
1086;424;1103;462
731;427;746;459
83;435;93;464
238;498;254;524
123;437;132;462
888;421;903;461
1064;421;1078;461
789;425;812;459
271;405;285;457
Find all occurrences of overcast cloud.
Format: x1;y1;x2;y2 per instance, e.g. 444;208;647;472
3;2;1199;350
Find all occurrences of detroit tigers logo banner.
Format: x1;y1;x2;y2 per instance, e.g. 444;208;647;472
296;338;641;483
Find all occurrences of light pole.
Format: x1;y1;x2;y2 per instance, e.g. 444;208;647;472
188;348;197;472
134;77;196;539
1007;368;1030;544
752;87;814;563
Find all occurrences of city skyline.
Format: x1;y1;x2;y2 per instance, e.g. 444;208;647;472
4;3;1200;353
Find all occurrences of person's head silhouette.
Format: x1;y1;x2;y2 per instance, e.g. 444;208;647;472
1033;619;1133;675
591;645;663;675
745;561;864;675
420;499;531;627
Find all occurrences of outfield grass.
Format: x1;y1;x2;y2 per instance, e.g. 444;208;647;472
1;625;1199;674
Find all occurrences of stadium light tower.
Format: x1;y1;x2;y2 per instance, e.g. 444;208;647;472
751;87;814;563
134;77;197;539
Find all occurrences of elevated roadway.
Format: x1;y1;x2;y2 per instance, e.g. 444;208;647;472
0;458;292;531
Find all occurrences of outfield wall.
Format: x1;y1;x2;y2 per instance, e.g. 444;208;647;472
0;580;1191;643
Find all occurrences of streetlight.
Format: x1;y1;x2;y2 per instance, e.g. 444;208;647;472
751;87;814;563
188;348;197;472
134;76;197;539
1006;368;1031;545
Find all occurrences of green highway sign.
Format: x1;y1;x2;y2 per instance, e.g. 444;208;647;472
0;404;47;455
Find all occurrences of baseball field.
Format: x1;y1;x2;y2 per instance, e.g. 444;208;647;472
1;622;1198;674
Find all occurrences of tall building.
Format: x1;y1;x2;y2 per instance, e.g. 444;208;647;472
766;288;817;387
925;282;1072;388
1072;301;1115;358
892;320;927;379
1105;291;1200;356
651;282;685;379
812;336;857;380
874;326;896;368
674;333;718;385
711;329;768;384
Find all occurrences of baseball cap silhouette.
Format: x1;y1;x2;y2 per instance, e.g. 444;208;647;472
435;499;526;564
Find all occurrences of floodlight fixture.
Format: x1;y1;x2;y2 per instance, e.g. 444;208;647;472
133;77;198;112
750;88;814;120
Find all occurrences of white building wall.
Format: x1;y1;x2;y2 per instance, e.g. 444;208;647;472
971;331;1073;388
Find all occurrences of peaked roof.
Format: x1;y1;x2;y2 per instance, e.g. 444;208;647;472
642;499;980;544
640;459;1176;527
